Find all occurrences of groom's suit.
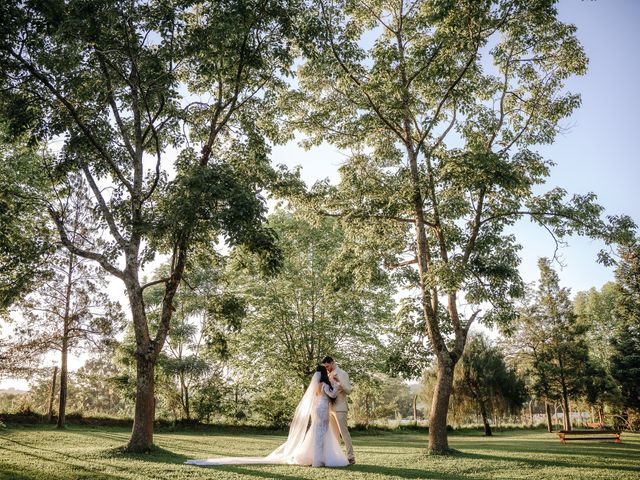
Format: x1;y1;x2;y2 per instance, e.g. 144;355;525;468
330;366;355;462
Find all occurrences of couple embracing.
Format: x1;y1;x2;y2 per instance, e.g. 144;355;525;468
186;356;356;468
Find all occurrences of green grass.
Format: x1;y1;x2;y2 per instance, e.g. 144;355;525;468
1;424;639;479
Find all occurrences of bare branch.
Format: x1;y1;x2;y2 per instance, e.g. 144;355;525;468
80;164;127;247
318;208;422;225
141;277;171;291
48;207;124;280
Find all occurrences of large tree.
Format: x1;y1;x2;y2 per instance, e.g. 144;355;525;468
574;282;621;422
293;0;633;452
144;256;233;422
0;0;295;450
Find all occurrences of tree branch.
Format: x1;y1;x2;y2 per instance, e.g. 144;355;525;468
8;51;134;193
48;207;124;280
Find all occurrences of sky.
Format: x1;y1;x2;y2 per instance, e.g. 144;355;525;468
2;0;639;390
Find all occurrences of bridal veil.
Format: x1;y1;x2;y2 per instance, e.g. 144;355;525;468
186;371;334;466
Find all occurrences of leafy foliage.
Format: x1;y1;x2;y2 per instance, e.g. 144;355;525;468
0;0;299;448
452;334;526;435
609;242;640;426
289;0;634;450
0;132;54;312
226;209;396;390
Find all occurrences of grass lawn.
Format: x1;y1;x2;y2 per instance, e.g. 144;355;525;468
1;424;639;480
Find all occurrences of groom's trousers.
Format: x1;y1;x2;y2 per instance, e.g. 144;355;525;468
330;411;354;461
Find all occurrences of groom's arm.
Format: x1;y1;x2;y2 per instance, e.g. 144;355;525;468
336;370;352;395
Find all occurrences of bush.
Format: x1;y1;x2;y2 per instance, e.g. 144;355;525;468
252;386;298;429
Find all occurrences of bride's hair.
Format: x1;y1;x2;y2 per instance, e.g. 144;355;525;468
316;365;336;403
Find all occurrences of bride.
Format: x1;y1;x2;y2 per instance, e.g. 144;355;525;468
185;365;350;468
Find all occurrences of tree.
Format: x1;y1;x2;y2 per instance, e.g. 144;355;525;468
144;257;232;422
511;258;595;431
293;0;633;453
614;242;640;328
574;283;621;422
574;283;620;366
609;242;640;428
8;177;124;428
71;355;131;416
610;325;640;428
226;209;396;393
349;374;414;426
0;0;294;450
452;334;525;435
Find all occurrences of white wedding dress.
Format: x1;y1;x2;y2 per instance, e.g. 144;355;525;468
185;372;349;468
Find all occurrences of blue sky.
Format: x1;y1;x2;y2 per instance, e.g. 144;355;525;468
272;0;640;296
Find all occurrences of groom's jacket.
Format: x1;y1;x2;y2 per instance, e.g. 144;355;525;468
331;367;352;412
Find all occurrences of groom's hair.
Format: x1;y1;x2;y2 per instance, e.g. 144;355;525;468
321;356;334;364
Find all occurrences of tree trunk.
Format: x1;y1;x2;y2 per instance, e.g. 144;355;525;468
598;407;604;425
123;273;162;452
184;383;190;421
561;392;572;431
179;373;190;420
365;392;370;426
127;354;156;452
528;399;534;427
479;398;492;436
57;252;73;429
56;333;68;429
428;357;455;453
47;366;58;423
545;401;553;432
412;394;418;426
558;355;572;431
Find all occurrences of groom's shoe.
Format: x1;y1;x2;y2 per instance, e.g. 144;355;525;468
348;458;356;465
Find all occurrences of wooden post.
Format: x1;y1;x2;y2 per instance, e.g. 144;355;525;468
46;366;58;423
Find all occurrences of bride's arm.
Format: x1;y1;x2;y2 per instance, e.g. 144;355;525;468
323;383;338;399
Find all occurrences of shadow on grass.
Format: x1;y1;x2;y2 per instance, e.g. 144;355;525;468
0;442;127;480
1;435;164;478
201;463;485;480
457;450;640;473
456;437;640;459
348;463;484;480
0;467;36;480
210;465;313;480
0;438;128;479
105;444;190;465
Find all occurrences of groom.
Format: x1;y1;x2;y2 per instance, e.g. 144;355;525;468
322;356;355;465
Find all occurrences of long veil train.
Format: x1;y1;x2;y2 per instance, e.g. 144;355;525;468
185;372;343;466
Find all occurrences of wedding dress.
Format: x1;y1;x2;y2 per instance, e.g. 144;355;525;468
185;372;349;467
